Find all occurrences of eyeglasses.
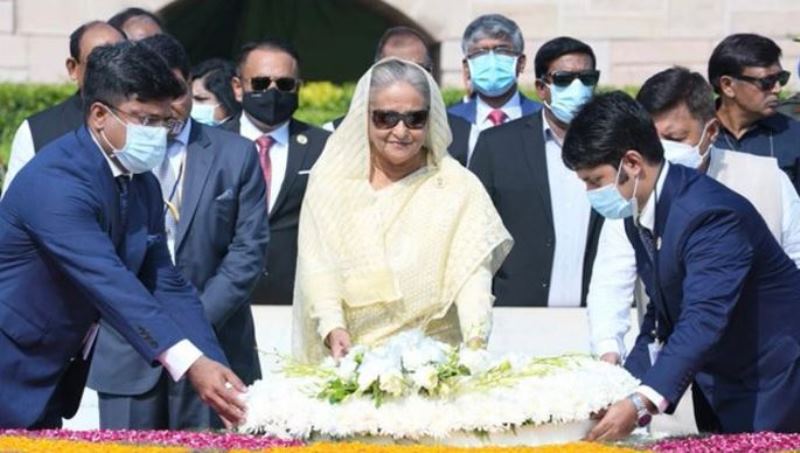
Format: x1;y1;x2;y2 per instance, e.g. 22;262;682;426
732;70;791;91
104;104;171;128
466;46;519;59
544;70;601;87
249;76;301;92
371;109;429;130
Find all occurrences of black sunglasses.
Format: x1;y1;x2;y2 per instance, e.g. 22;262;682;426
545;70;601;87
250;76;301;92
732;70;791;91
371;110;429;130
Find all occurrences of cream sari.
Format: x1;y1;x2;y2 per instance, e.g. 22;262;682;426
292;58;512;363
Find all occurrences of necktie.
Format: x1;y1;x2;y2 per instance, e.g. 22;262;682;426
256;135;274;206
638;227;657;263
487;109;508;127
115;176;129;248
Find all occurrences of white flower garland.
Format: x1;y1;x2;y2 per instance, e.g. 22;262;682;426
241;330;639;440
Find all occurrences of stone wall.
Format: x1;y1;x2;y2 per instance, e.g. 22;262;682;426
2;0;800;90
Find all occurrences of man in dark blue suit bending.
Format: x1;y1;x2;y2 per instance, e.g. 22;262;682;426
562;91;800;439
89;34;269;431
0;41;246;429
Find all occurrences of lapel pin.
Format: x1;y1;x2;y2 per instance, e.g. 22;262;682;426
296;134;308;145
656;237;662;251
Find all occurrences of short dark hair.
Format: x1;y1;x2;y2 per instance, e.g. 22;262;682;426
708;33;782;94
236;38;301;76
637;66;715;123
562;91;664;171
108;7;164;31
534;36;596;79
83;41;185;116
69;21;122;62
374;26;431;66
138;33;190;79
191;58;240;118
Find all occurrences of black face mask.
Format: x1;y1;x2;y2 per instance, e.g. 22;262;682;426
242;88;298;126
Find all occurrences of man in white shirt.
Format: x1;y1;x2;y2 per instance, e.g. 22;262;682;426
222;38;330;306
469;37;602;307
448;14;542;164
588;67;800;366
2;21;124;195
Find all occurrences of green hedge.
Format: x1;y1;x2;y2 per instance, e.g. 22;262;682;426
0;82;642;169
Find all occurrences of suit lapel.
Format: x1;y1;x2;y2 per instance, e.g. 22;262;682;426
520;114;554;230
175;122;215;252
123;178;148;272
270;120;307;219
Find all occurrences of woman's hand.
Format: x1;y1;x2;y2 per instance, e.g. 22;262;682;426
326;328;351;360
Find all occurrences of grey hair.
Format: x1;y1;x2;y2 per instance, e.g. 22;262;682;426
369;59;430;108
461;14;524;55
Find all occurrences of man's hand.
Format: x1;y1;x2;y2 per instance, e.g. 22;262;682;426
599;352;621;365
585;398;638;442
186;356;247;428
326;328;351;360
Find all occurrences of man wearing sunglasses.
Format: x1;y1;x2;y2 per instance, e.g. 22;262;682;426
470;37;603;309
448;14;542;164
224;39;329;307
709;33;800;194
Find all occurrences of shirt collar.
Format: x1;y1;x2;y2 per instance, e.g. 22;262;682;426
476;90;521;124
88;127;130;179
541;110;562;146
240;111;290;145
638;161;670;232
171;118;192;147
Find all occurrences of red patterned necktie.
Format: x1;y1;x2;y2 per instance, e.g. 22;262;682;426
256;135;274;205
488;109;508;126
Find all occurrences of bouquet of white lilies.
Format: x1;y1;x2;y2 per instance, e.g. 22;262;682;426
241;330;639;445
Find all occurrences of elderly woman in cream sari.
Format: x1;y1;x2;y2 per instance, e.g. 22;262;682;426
292;58;512;363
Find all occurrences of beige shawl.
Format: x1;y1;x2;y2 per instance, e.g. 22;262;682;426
291;58;512;363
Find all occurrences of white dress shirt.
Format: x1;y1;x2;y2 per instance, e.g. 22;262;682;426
542;112;592;307
88;128;203;381
2;120;35;195
156;120;192;260
240;113;290;213
466;91;523;163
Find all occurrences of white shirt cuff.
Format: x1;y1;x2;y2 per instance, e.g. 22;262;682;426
636;385;669;414
157;339;203;381
595;338;624;359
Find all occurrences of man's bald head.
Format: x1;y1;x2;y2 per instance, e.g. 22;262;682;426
375;26;432;72
67;21;126;89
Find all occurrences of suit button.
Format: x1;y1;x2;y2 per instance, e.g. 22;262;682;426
546;238;554;248
541;281;549;288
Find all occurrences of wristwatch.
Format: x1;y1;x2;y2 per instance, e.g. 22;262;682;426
627;393;653;427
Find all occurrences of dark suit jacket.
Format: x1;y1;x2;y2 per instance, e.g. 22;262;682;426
624;164;800;432
447;92;542;124
469;113;603;307
28;92;84;153
0;126;226;428
88;121;269;396
222;114;329;305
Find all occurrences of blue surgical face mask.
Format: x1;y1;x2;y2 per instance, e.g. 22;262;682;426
587;161;640;219
467;51;518;97
101;108;168;174
191;102;222;126
545;79;594;124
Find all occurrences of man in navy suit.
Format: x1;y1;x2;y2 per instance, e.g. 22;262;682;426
448;14;542;164
89;34;268;430
562;92;800;438
0;41;246;429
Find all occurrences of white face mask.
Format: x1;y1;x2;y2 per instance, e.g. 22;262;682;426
660;122;713;169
